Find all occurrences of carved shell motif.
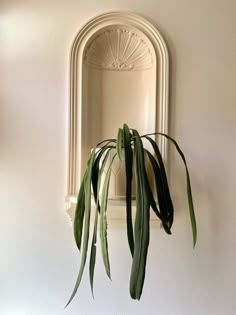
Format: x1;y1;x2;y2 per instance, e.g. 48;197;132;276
84;29;153;71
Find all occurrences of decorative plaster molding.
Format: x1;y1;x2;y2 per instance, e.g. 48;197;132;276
66;11;170;214
84;28;153;71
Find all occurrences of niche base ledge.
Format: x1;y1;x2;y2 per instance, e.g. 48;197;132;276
66;194;161;228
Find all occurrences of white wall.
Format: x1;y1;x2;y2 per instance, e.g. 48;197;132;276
1;1;235;314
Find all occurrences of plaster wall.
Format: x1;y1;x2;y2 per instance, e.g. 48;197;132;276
0;0;235;314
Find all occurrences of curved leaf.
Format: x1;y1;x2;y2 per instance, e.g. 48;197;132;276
89;207;98;297
123;123;134;256
144;132;197;247
130;130;150;300
144;149;171;234
144;136;174;228
73;177;85;250
92;145;114;203
96;148;113;203
116;128;123;160
89;147;113;294
66;149;96;307
100;155;116;279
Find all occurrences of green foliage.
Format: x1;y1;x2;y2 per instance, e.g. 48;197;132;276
66;124;197;305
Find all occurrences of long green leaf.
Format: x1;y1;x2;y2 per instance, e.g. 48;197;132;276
100;156;116;279
123;124;134;256
97;138;116;147
89;206;98;297
144;150;171;234
92;146;114;203
159;133;197;246
89;146;113;294
144;132;197;247
66;149;96;307
96;148;113;203
116;128;123;160
89;147;110;297
91;156;100;204
130;130;150;300
145;136;174;228
73;177;85;250
142;151;163;222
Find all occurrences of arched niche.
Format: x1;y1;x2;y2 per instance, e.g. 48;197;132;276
66;12;169;215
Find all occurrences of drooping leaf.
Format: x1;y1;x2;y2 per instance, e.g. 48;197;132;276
159;133;197;246
97;138;116;148
91;155;100;204
92;145;114;203
123;123;134;256
145;136;174;228
142;152;163;222
96;148;113;203
130;130;150;300
116;128;123;160
73;177;85;250
66;149;96;307
89;148;110;296
89;146;113;294
99;155;116;279
144;149;171;234
145;132;197;247
89;206;98;297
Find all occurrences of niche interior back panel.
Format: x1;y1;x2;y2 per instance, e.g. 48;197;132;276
81;27;156;176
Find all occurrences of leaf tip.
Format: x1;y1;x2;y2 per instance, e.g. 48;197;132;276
193;234;197;248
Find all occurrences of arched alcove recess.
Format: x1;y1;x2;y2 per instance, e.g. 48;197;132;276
66;12;169;214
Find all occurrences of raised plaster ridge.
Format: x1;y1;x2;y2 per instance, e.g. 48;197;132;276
84;28;153;71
